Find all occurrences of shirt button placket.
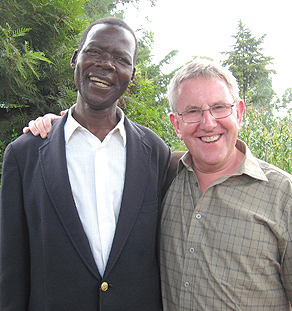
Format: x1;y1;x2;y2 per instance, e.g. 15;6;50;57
183;213;202;295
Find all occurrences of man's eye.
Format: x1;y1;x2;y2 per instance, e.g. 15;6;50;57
116;56;125;62
212;104;226;111
86;49;101;55
187;109;201;115
115;56;129;65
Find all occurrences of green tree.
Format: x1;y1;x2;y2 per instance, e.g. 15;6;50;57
222;20;276;109
0;0;87;146
136;28;178;106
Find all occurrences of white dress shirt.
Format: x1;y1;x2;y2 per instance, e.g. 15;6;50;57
64;106;126;276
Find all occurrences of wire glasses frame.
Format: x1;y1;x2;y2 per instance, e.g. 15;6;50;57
176;102;236;123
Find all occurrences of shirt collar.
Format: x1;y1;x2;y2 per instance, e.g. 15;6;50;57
64;105;126;147
180;139;268;182
235;140;268;182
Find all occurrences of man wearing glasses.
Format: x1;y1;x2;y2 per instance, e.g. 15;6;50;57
160;60;292;310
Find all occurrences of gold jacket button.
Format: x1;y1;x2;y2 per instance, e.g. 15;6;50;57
101;282;109;292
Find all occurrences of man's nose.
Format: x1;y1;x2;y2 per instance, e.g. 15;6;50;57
200;110;217;129
96;53;115;70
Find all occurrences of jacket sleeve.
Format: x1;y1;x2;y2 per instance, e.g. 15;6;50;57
0;143;30;310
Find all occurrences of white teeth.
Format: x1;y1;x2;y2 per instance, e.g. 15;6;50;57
90;77;111;88
201;135;221;143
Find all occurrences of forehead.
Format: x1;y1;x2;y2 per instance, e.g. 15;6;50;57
177;77;233;105
83;24;135;51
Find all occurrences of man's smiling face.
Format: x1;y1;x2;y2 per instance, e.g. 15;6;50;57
72;23;136;111
170;76;244;173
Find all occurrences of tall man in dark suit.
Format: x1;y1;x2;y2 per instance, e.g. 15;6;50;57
0;17;171;310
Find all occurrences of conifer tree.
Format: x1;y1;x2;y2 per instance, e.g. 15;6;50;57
222;20;276;108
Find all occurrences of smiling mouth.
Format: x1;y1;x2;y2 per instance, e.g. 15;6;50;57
200;135;221;143
90;77;112;88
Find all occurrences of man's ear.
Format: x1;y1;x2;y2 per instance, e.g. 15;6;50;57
236;100;245;126
169;112;183;141
70;49;79;69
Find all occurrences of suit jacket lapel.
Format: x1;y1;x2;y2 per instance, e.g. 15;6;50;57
104;118;152;276
38;114;100;280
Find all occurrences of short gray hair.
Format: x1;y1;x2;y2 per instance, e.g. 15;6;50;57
168;59;240;112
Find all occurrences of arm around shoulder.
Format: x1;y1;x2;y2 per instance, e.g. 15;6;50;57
23;112;64;138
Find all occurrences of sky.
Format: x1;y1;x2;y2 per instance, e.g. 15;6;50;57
122;0;292;98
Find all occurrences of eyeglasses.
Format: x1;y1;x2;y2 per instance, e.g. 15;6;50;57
177;103;236;123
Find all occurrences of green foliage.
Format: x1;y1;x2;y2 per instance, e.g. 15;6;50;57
0;0;88;148
84;0;123;20
239;107;292;174
222;20;276;107
123;68;162;134
135;28;178;108
121;67;184;150
277;87;292;110
0;24;52;104
128;27;180;148
84;0;157;20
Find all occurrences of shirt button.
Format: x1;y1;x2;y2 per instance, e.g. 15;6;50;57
184;282;190;288
190;247;195;253
101;282;109;292
196;214;202;219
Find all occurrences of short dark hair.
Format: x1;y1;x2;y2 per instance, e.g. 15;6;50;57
78;17;138;65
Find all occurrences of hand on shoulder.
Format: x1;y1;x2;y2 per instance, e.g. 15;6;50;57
23;111;67;138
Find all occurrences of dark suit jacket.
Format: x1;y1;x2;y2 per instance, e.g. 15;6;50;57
0;113;171;310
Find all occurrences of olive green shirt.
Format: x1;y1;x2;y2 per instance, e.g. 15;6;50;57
160;140;292;310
